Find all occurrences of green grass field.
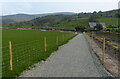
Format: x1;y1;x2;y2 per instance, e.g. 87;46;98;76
106;28;120;31
0;29;2;78
2;29;77;77
95;32;120;44
98;17;119;25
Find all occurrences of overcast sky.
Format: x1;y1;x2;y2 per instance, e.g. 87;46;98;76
0;0;119;16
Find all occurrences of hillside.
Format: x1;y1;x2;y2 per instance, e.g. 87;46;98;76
98;17;119;25
3;15;78;28
44;18;89;30
2;9;120;31
2;14;36;24
1;12;76;24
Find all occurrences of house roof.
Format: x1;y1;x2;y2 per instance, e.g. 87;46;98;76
88;22;106;28
88;22;96;28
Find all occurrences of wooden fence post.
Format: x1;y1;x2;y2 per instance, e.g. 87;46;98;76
9;41;13;71
44;37;47;52
92;32;94;40
102;38;105;65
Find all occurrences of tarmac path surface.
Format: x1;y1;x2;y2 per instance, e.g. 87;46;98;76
20;34;109;77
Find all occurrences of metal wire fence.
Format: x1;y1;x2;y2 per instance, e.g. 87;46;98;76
84;32;119;77
2;40;44;77
0;47;2;78
83;33;110;77
2;34;76;77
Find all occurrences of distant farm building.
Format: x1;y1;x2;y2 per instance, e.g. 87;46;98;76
106;24;118;28
88;22;106;29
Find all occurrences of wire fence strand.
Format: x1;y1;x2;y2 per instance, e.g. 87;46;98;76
2;34;76;77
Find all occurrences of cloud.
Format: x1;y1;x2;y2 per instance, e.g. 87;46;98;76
0;0;119;2
2;2;33;15
1;2;118;15
0;3;2;15
23;2;32;9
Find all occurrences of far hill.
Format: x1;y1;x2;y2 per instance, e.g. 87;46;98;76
2;9;120;31
1;12;76;24
2;14;36;24
3;15;78;28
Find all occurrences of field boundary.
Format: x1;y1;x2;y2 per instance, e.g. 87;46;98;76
87;33;119;60
84;33;118;77
20;34;78;77
2;31;77;77
1;27;76;32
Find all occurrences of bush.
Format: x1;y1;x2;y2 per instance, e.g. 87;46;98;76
94;24;103;31
75;25;86;32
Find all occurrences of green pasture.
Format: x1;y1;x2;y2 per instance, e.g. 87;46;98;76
0;29;2;78
98;17;119;26
44;18;89;30
2;29;77;77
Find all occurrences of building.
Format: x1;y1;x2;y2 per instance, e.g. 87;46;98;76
88;22;106;29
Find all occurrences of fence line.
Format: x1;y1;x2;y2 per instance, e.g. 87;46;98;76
86;32;119;77
83;33;110;77
9;41;13;71
2;40;39;48
2;34;75;77
101;38;106;65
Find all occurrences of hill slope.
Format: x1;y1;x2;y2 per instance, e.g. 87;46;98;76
1;12;76;24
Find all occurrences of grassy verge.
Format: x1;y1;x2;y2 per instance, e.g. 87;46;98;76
0;29;2;79
94;32;119;45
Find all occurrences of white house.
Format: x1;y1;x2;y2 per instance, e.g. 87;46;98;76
88;22;106;29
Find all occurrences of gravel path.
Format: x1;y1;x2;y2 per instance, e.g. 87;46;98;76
20;34;109;77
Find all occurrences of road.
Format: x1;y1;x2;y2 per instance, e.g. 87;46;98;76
20;34;109;77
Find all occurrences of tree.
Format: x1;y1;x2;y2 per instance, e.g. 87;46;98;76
98;11;102;13
94;24;103;31
75;25;86;32
115;13;120;18
89;15;98;22
93;11;97;14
